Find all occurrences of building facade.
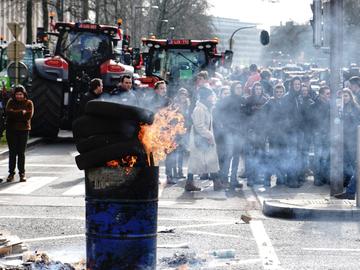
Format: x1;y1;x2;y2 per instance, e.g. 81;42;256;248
211;16;264;67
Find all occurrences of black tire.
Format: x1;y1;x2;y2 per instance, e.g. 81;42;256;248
30;72;62;138
72;115;139;140
75;134;130;153
85;100;154;124
75;141;147;170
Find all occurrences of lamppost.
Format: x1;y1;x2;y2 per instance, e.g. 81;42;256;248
133;5;159;47
229;25;257;51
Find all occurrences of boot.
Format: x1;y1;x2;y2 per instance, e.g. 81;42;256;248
19;173;26;182
185;182;201;192
6;173;15;182
213;180;225;191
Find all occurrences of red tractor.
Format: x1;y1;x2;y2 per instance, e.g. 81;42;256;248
137;38;232;96
31;21;133;137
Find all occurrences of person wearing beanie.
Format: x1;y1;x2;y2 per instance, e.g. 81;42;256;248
5;85;34;182
185;87;225;192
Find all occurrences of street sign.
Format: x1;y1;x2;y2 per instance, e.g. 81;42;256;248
7;61;29;84
7;22;25;39
6;41;26;61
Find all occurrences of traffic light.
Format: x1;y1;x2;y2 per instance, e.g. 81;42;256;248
310;0;322;48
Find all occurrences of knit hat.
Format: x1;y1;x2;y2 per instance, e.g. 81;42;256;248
198;87;214;101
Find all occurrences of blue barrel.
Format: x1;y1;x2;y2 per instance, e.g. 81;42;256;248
85;166;159;270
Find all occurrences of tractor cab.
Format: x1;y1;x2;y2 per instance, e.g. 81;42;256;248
139;38;231;95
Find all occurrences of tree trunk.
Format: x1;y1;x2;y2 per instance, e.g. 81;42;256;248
82;0;89;20
26;0;33;44
42;0;48;31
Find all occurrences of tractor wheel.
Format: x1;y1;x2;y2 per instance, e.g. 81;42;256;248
30;74;62;138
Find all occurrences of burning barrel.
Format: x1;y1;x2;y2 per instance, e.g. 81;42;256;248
73;101;158;270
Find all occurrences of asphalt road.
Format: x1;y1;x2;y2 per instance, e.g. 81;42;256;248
0;138;359;269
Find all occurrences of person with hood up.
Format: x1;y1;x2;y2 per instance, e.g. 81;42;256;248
245;82;268;186
5;85;34;182
282;76;303;188
184;87;225;192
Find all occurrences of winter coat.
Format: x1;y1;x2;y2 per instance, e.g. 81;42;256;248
313;96;330;136
6;98;34;131
263;97;287;141
342;102;360;149
187;101;220;174
110;86;139;107
79;90;101;116
282;90;303;132
299;95;316;133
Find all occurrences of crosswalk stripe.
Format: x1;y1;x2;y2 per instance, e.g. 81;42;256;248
62;183;85;196
0;177;57;194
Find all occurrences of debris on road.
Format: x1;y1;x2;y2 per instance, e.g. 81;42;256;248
0;233;28;258
241;214;252;224
159;252;204;268
158;227;175;233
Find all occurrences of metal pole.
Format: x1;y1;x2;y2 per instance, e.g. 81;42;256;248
329;0;344;196
357;126;360;207
229;26;256;51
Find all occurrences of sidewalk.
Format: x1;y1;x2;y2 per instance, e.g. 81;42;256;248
251;177;360;220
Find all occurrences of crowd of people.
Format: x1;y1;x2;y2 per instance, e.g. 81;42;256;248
79;64;360;199
3;62;359;200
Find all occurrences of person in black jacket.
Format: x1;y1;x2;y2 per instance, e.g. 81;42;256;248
79;78;103;115
245;82;268;186
214;82;245;188
282;76;303;188
263;83;286;186
299;83;315;182
313;86;331;186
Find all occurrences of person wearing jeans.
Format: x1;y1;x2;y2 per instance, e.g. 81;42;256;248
5;85;34;182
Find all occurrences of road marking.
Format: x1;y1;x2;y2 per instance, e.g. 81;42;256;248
0;163;77;168
303;248;360;252
163;221;236;230
0;177;57;194
62;183;85;196
250;220;282;270
186;230;242;238
22;234;84;243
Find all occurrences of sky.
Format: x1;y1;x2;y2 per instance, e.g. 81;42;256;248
208;0;313;29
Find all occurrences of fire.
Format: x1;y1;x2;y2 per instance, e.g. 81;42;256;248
106;160;119;168
106;156;138;174
138;106;186;165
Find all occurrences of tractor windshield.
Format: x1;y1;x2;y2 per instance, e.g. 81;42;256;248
149;48;207;81
60;31;112;66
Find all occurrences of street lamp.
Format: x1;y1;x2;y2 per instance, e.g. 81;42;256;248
229;25;257;51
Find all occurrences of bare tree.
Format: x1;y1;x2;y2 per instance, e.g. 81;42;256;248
26;0;33;43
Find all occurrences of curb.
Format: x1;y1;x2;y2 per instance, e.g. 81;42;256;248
263;199;360;220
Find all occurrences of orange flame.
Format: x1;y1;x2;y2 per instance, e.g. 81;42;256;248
106;156;137;174
106;160;119;168
138;106;186;165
